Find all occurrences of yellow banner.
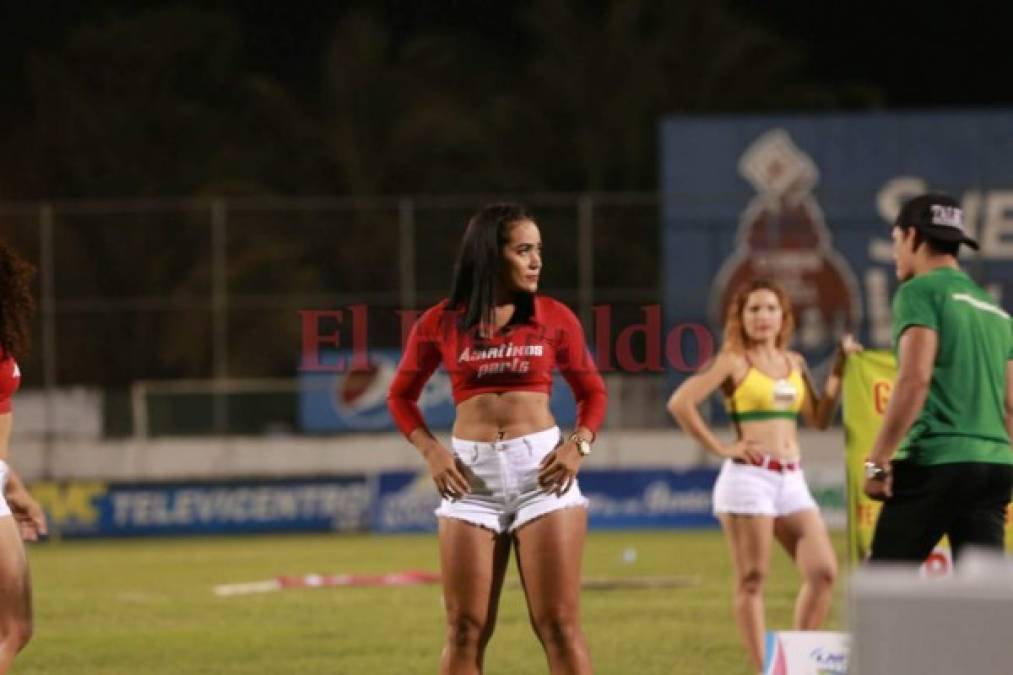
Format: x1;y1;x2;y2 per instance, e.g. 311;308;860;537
842;350;1013;564
842;350;895;562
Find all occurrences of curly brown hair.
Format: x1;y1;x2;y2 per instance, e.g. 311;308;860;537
721;278;795;354
0;243;36;359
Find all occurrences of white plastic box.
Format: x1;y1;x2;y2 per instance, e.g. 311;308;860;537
849;551;1013;675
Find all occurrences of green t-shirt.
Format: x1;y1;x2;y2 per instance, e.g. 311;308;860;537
891;267;1013;465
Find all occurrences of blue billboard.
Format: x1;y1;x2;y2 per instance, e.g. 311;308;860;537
371;471;443;533
660;110;1013;383
31;476;373;538
30;468;845;538
31;470;718;538
581;468;717;529
300;349;578;433
371;467;720;534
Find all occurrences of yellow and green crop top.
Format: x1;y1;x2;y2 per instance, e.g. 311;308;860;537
725;363;805;423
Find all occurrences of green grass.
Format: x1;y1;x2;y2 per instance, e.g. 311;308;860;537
17;530;848;674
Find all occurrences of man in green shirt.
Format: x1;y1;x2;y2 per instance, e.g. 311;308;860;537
865;193;1013;562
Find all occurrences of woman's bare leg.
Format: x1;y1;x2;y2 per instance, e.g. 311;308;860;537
719;513;775;673
438;518;511;675
513;507;591;675
774;509;837;629
0;516;32;674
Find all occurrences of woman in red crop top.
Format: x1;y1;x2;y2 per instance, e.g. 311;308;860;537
0;243;47;674
388;204;606;675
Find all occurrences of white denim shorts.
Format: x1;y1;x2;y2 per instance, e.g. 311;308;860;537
436;426;589;534
712;457;818;517
0;461;9;518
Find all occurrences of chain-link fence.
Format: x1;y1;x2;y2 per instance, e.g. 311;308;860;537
0;194;670;439
9;191;995;441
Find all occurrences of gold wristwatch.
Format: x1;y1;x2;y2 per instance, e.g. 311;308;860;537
569;433;592;457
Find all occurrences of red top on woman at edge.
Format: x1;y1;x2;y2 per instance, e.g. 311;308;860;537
387;297;607;438
0;357;21;414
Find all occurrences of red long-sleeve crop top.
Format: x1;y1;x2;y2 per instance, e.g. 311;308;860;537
0;357;21;414
387;296;607;438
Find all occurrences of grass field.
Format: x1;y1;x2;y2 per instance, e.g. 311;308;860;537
17;529;848;674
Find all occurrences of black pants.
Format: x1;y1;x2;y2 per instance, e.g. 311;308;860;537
869;461;1013;563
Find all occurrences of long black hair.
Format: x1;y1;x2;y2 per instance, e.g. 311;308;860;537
449;203;534;332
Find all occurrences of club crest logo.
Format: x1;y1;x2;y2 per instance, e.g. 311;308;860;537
711;129;862;353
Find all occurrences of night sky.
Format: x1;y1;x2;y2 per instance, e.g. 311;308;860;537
3;0;1011;110
731;0;1013;108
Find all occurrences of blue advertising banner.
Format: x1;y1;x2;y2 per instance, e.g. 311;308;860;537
371;468;720;534
581;468;718;529
660;110;1013;394
29;470;845;538
30;477;373;538
372;471;443;534
300;349;454;433
300;349;578;432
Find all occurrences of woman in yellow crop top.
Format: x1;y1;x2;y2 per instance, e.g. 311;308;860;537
667;279;861;675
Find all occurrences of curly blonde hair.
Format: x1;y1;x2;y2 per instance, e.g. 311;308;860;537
721;279;794;354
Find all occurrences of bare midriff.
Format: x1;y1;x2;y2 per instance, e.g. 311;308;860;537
452;391;555;442
737;417;800;461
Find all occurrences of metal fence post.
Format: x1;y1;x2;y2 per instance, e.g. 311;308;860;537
130;381;149;440
211;199;229;436
398;198;416;311
577;195;594;328
39;204;57;478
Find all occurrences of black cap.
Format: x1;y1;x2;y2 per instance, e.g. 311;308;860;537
894;193;978;250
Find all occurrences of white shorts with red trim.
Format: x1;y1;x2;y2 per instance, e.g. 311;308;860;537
712;457;818;517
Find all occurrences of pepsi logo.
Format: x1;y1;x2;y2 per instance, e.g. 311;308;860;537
334;358;396;414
